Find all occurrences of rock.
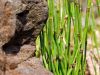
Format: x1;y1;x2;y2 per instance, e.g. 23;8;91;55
5;45;36;70
2;0;48;52
0;0;16;46
0;0;52;75
86;49;100;75
6;57;53;75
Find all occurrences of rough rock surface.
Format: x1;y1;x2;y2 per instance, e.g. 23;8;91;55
0;0;52;75
6;57;53;75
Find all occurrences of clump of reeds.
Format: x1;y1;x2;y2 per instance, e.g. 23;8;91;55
36;0;100;75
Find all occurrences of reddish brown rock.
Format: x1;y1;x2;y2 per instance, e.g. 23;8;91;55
6;57;53;75
0;0;16;46
0;0;51;75
5;45;36;70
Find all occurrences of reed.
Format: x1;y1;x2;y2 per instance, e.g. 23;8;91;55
36;0;99;75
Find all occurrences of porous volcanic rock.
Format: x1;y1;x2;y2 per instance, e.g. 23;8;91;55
6;57;53;75
0;0;52;75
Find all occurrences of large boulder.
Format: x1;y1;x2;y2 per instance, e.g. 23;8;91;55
0;0;52;75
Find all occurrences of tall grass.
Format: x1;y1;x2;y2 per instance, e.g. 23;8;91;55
36;0;99;75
